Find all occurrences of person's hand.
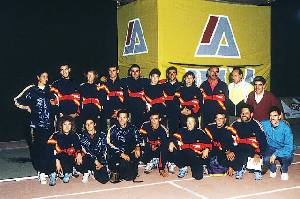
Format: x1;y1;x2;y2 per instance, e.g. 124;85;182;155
120;153;130;161
75;153;83;165
227;167;235;176
100;76;107;82
151;145;158;151
56;159;62;173
50;99;56;106
226;151;235;161
168;142;177;152
181;107;191;115
253;154;261;165
24;106;31;113
95;160;103;170
69;113;79;118
270;154;276;164
202;148;209;159
133;146;141;158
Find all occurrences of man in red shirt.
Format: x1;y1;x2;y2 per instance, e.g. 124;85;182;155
246;76;283;121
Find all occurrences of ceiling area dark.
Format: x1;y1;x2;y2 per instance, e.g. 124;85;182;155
114;0;276;6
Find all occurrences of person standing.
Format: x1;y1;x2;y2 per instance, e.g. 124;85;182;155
246;76;283;121
227;67;253;122
200;66;229;127
14;71;55;185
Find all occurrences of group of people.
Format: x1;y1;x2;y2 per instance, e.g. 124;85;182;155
14;63;295;186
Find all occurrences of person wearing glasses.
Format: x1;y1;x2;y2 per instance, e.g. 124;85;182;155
246;76;283;121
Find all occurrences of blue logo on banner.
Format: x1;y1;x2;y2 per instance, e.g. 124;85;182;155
195;15;240;58
123;18;148;56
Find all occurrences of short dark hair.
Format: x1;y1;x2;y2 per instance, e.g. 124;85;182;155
253;76;266;85
84;69;98;79
130;64;140;71
117;109;129;118
269;106;282;115
183;71;195;81
108;65;119;70
232;67;243;76
215;110;227;118
209;66;219;72
149;110;160;118
149;68;161;77
240;103;254;113
58;116;76;134
166;66;177;74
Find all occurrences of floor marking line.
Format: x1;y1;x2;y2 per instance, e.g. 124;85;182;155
225;185;300;199
168;181;209;199
32;178;197;199
0;176;38;183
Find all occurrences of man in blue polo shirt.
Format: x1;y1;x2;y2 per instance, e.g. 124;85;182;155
261;106;295;181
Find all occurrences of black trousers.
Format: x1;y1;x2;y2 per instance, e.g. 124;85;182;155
170;149;205;180
57;153;75;174
30;127;55;174
108;153;139;181
142;144;168;170
76;156;109;184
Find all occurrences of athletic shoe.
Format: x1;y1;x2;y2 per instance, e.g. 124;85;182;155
270;171;277;178
49;172;57;186
254;171;262;180
144;162;154;174
63;173;72;183
82;172;89;183
235;169;245;179
168;162;176;174
152;158;159;168
178;166;188;178
72;167;80;178
281;173;289;181
39;173;47;185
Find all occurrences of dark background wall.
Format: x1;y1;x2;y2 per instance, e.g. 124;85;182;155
0;0;117;141
271;0;300;96
0;0;299;141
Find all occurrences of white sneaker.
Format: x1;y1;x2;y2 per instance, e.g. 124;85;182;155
39;173;47;185
152;158;159;168
144;162;154;174
82;172;89;183
281;173;289;181
270;171;277;178
168;162;176;174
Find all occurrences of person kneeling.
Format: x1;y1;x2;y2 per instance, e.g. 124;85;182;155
77;118;109;184
107;110;143;183
47;116;82;186
169;116;211;180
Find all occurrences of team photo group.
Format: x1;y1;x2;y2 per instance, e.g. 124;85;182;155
14;63;295;186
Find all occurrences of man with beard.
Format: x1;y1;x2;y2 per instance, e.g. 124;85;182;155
261;106;295;181
106;110;143;182
200;66;228;127
231;104;267;180
163;66;181;134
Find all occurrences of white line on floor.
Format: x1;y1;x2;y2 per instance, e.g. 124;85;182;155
32;177;205;199
225;185;300;199
168;181;209;199
0;175;38;183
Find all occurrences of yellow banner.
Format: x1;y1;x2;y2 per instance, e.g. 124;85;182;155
118;0;271;88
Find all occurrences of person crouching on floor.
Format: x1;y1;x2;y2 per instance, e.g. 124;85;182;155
77;118;109;184
107;109;143;183
47;116;82;186
261;106;295;181
168;116;212;180
140;111;170;177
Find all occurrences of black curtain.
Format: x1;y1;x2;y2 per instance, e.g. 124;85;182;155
0;0;117;141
